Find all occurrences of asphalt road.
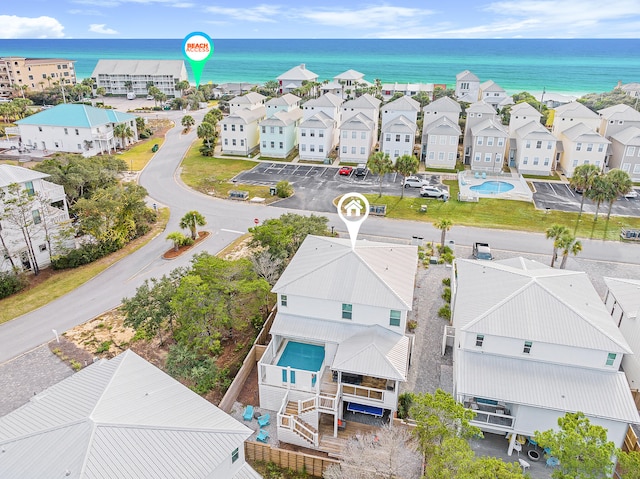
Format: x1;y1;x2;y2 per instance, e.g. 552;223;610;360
1;112;640;364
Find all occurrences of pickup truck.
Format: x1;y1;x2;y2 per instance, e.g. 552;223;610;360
472;242;493;260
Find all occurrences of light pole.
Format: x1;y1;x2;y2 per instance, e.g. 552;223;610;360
539;87;545;113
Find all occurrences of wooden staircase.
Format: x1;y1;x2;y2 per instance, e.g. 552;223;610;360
283;401;318;446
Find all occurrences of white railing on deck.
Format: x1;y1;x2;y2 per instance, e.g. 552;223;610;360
470;410;515;429
341;383;385;402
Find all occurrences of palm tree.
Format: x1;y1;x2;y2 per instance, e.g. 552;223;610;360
181;115;195;131
558;233;582;269
545;224;569;267
604;169;633;221
586;174;612;221
175;80;190;97
395;154;419;199
434;219;453;248
367;151;393;197
123;80;133;93
569;164;601;218
179;210;206;240
113;123;134;150
197;121;216;156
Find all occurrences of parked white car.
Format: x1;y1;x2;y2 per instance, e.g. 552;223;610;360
624;189;639;199
403;176;429;188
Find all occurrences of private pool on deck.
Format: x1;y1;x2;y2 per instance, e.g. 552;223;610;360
277;341;325;372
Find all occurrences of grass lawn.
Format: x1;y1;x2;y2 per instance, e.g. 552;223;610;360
365;180;640;241
523;173;561;180
0;208;170;325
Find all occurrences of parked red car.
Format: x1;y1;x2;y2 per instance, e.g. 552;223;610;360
338;166;353;176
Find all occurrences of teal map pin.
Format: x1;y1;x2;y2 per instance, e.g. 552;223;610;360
183;32;213;88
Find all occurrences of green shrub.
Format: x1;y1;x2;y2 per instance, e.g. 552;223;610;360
276;180;293;198
166;344;218;395
442;277;451;286
95;340;112;354
0;270;28;299
51;240;121;270
397;392;415;419
442;252;455;264
407;319;418;332
438;304;451;320
442;287;452;303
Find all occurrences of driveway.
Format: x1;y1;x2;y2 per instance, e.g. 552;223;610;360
532;181;640;216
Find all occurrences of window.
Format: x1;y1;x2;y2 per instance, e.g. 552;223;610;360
606;353;617;366
576;142;582;151
261;126;265;133
389;310;401;326
547;141;553;150
598;143;604;152
450;136;457;145
279;142;283;149
448;152;455;161
351;146;356;154
437;151;444;160
487;136;494;146
64;128;68;135
405;134;411;143
77;144;82;150
232;139;236;146
586;143;593;152
279;127;283;134
270;127;275;134
497;137;504;147
477;136;483;145
634;164;640;174
310;145;315;152
631;146;639;156
428;151;435;159
535;140;541;149
231;124;235;131
319;145;323;153
523;341;533;354
430;135;437;144
300;144;306;151
38;126;42;132
572;159;579;167
342;146;347;153
32;210;41;224
224;124;228;131
533;157;539;165
396;134;401;142
318;131;323;137
361;132;367;140
360;147;365;155
270;141;274;148
224;139;228;145
523;156;529;165
342;130;347;138
544;157;550;166
475;334;484;347
495;153;502;163
485;153;491;162
342;303;352;320
232;447;239;463
474;152;481;162
239;125;243;132
240;139;245;146
262;141;266;148
352;131;357;139
24;181;35;196
525;140;531;149
440;136;447;145
75;129;79;135
301;129;306;137
394;150;399;158
281;295;287;307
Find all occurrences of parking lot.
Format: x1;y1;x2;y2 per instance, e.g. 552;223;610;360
532;181;640;217
233;163;446;211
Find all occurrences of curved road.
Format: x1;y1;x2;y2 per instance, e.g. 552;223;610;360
1;109;639;364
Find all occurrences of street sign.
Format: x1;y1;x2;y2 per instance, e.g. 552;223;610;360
254;218;259;225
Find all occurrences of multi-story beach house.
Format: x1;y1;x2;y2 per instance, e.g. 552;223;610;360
598;104;640;139
421;97;462;168
469;119;508;173
276;64;318;95
556;123;609;177
339;93;381;163
616;81;640;99
455;70;480;103
451;258;640;451
0;165;70;274
380;83;435;102
91;60;188;98
551;101;600;135
259;94;302;159
380;96;419;162
507;103;558;175
220;92;266;156
298;93;343;161
462;101;500;164
607;127;640;180
478;80;510;110
0;350;262;479
0;57;76;98
15;104;137;156
604;277;640;390
257;235;417;450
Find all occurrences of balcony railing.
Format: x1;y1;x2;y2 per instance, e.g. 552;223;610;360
341;383;385;402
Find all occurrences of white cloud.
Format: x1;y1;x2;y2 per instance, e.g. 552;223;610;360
300;5;433;30
205;4;282;23
68;9;102;15
171;2;194;7
0;15;65;38
89;24;119;34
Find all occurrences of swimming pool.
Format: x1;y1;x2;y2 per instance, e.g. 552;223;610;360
470;181;515;194
277;341;325;372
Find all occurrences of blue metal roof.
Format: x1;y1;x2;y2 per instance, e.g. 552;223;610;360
16;104;135;128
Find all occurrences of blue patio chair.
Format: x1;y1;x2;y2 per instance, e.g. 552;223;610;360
527;437;538;449
256;429;269;443
474;172;480;179
243;405;254;421
546;456;559;468
258;413;270;427
482;172;487;179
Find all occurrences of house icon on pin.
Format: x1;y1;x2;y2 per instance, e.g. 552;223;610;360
344;198;364;217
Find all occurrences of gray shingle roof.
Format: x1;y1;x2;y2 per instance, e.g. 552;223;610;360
0;350;255;479
272;236;417;310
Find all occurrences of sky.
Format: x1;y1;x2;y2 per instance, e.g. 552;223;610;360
1;0;640;39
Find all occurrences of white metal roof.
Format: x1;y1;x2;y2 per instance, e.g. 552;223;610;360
562;122;610;143
260;108;303;127
222;106;266;125
272;236;417;310
424;116;461;135
299;111;333;129
304;93;343;108
383;95;420;112
453;258;632;353
233;92;266;105
340;113;374;131
611;126;640;145
91;59;186;78
0;164;49;188
510;102;541;117
381;115;416;134
553;101;599;119
515;120;556;141
456;350;640;425
424;96;462;114
342;93;381;110
604;277;640;320
334;69;365;81
470;118;508;137
479;80;505;93
0;350;256;478
467;100;498;114
277;64;318;81
456;70;479;82
266;93;300;107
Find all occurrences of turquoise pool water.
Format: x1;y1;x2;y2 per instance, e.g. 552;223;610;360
277;341;325;372
470;181;515;194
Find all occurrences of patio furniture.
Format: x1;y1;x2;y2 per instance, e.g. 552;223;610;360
546;456;559;468
243;405;254;421
474;172;480;179
482;172;487;179
513;442;522;456
256;429;269;443
258;413;270;427
337;419;346;431
347;402;383;417
518;458;530;473
527;437;538;449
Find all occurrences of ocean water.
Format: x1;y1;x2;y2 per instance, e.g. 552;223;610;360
1;39;639;96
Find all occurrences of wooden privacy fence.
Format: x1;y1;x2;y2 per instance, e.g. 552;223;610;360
245;441;339;477
631;389;640;410
622;425;640;453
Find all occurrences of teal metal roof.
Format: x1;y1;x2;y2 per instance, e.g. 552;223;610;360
16;104;135;128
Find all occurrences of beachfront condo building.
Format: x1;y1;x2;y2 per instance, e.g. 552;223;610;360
0;165;71;274
0;57;76;99
556;123;609;178
221;92;266;156
259;94;302;159
257;235;417;451
339;93;381;163
380;96;420;162
462;101;499;163
455;70;480;103
276;64;318;95
91;60;188;98
298;93;343;161
451;258;640;452
15;104;138;156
